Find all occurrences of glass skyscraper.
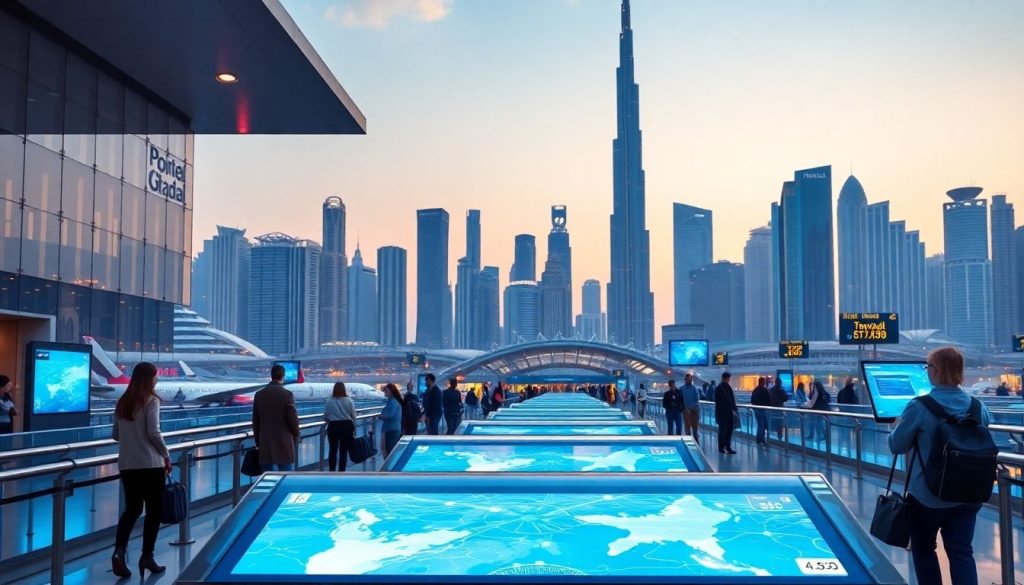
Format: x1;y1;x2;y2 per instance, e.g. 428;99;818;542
192;226;250;339
991;195;1018;349
743;226;775;342
943;187;992;348
576;279;605;342
837;175;868;313
474;267;500;349
608;0;654;350
510;234;536;282
672;203;713;324
690;261;745;343
455;209;480;349
541;205;573;339
376;246;406;347
416;208;450;349
504;281;539;345
249;233;322;356
319;196;349;344
347;246;377;343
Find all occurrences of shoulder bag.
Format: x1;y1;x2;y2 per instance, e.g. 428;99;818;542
870;450;916;548
160;475;188;525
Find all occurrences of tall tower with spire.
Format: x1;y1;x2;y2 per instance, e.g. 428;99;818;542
607;0;654;350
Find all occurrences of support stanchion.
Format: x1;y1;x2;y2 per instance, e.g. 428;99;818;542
854;421;864;479
319;426;327;472
824;417;832;469
170;450;195;546
997;470;1014;585
50;475;71;585
231;441;242;507
800;414;807;460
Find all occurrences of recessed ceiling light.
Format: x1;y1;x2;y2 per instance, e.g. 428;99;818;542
216;73;238;84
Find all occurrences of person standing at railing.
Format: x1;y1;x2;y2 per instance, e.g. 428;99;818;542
662;380;683;435
751;377;770;447
636;383;648;419
681;374;700;443
714;372;738;455
769;380;788;440
465;385;480;419
402;383;423;436
423;374;443;435
111;362;171;579
323;383;356;472
254;365;301;473
888;347;994;585
379;384;404;457
0;376;16;435
838;377;859;405
443;378;464;435
804;381;830;441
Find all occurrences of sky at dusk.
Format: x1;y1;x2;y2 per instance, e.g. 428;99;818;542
192;0;1024;341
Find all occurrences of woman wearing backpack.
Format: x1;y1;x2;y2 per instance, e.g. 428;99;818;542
889;347;993;585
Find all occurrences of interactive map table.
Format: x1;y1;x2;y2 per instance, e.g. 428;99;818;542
488;409;633;421
382;436;710;473
175;473;906;584
457;420;660;436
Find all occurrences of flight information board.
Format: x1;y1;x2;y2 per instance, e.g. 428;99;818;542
458;420;660;436
779;341;810;359
713;352;729;366
178;473;905;584
839;313;900;345
1014;335;1024;353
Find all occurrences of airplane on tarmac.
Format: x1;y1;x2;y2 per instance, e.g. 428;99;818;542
84;337;385;406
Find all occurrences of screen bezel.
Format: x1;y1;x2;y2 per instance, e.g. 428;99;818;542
775;369;794;397
23;341;93;431
859;360;929;423
273;360;301;384
667;339;710;367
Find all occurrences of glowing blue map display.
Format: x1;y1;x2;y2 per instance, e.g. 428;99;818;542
384;437;706;473
669;339;710;367
179;474;904;584
31;347;91;414
489;409;631;421
459;421;658;436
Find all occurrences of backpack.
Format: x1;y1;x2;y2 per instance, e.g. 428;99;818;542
915;395;998;504
403;396;423;424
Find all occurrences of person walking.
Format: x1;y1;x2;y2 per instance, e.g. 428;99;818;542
111;362;171;578
423;374;443;435
662;380;683;436
402;382;423;436
837;377;859;405
323;382;357;471
253;364;300;472
681;374;701;443
889;347;993;585
750;376;771;446
492;384;505;410
804;381;830;441
464;385;480;419
442;378;464;435
379;383;404;457
636;383;648;419
714;372;738;454
795;382;808;406
480;383;493;417
0;376;16;435
769;379;788;440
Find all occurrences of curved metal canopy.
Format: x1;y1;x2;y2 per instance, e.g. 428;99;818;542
439;340;679;380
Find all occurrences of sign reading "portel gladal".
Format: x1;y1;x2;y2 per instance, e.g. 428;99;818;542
839;313;900;345
148;144;186;205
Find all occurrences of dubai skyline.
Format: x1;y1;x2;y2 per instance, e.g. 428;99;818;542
191;0;1024;340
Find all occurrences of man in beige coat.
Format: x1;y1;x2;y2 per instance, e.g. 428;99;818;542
252;365;300;471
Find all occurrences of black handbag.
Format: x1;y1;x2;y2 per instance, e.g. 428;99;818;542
160;475;188;525
870;450;916;548
349;431;377;465
241;448;262;477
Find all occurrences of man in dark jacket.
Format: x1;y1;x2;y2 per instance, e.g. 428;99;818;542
750;376;771;446
402;382;422;435
423;374;443;435
769;379;788;439
714;372;738;454
837;377;859;405
252;365;300;471
662;380;683;436
442;378;464;435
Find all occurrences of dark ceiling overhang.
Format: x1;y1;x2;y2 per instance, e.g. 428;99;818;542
13;0;366;135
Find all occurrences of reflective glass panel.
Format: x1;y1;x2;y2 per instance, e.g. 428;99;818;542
60;158;94;223
0;198;21;272
23;142;61;212
0;134;24;202
20;208;60;279
59;218;92;286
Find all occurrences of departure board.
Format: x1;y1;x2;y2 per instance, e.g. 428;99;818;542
839;314;899;345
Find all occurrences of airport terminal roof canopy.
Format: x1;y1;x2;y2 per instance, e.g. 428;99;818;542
13;0;366;134
441;340;679;379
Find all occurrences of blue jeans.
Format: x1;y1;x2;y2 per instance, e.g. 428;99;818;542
909;497;981;585
755;411;768;444
665;410;682;435
264;463;294;472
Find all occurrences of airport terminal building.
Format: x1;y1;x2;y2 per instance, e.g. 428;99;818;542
0;0;365;429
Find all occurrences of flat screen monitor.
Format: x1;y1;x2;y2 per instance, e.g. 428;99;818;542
488;409;632;421
668;340;710;367
29;342;91;414
416;374;429;394
776;370;794;397
273;360;301;384
861;361;931;422
616;378;628;392
177;473;903;585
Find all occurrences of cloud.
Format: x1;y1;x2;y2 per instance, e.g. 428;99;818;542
325;0;453;29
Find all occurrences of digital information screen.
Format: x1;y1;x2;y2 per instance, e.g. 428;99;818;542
30;346;91;414
459;421;659;436
273;360;301;384
406;352;425;366
668;340;710;367
178;474;904;585
713;352;729;366
512;401;611;410
861;361;931;422
616;378;628;392
416;374;429;394
488;409;632;422
839;313;900;345
383;436;709;473
779;341;809;359
1014;335;1024;353
776;370;794;397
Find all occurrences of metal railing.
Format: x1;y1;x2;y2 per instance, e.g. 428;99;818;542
0;408;383;585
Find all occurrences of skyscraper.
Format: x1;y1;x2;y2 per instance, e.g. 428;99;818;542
504;281;540;345
672;203;713;324
991;195;1019;349
864;202;893;311
347;246;377;342
377;246;407;347
1017;228;1024;334
690;261;745;343
541;205;573;338
943;187;993;348
191;250;211;320
837;175;868;313
198;226;251;339
416;208;450;349
510;234;536;282
455;210;481;349
576;279;606;341
608;0;654;350
319;196;348;344
903;230;927;329
925;254;946;332
474;267;501;349
775;165;835;341
249;233;321;356
743;226;775;342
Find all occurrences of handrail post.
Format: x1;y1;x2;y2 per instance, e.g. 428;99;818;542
170;450;195;545
800;413;807;460
231;440;242;507
824;416;832;469
854;420;864;479
50;474;71;585
997;469;1014;585
782;410;789;454
319;424;327;472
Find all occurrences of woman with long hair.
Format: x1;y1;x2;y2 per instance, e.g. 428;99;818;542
324;383;356;471
0;375;16;435
379;383;405;457
111;362;171;578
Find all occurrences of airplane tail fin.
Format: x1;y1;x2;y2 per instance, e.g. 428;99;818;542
82;336;131;384
297;368;305;384
178;360;196;378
